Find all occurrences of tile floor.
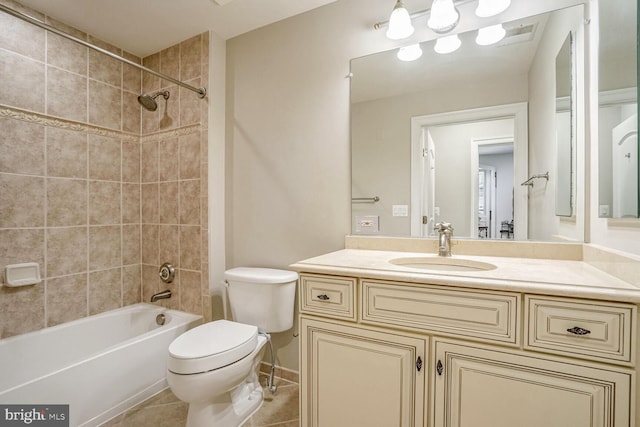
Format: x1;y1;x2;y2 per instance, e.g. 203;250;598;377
101;373;299;427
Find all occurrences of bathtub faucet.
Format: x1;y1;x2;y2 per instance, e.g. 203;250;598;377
151;289;172;302
434;222;454;257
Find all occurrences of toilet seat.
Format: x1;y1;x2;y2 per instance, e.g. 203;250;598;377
168;320;258;375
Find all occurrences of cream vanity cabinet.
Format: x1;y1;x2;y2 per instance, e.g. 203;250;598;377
298;273;635;427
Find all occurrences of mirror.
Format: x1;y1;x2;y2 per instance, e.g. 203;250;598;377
598;0;638;219
351;5;585;241
555;32;574;217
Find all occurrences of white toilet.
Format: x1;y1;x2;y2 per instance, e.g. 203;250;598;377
166;267;298;427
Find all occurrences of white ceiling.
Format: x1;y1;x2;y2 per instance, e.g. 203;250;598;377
14;0;338;57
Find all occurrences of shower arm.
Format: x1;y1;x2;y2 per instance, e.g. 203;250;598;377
0;4;207;99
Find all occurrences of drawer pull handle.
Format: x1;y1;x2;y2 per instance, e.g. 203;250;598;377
316;294;330;301
566;326;591;336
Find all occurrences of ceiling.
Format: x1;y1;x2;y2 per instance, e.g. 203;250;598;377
14;0;338;57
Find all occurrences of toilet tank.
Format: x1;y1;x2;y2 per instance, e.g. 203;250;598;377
224;267;298;333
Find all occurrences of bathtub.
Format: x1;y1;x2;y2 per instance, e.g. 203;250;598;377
0;303;202;426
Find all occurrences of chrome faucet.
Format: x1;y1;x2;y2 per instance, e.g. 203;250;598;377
434;222;454;257
151;289;171;302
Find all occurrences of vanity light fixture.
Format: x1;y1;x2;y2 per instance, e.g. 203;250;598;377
386;0;415;40
434;34;462;54
427;0;460;34
476;23;506;45
397;43;423;61
475;0;511;18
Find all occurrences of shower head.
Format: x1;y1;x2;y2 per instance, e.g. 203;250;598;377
137;90;170;111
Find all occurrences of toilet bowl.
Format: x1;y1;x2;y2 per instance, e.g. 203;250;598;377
166;267;298;427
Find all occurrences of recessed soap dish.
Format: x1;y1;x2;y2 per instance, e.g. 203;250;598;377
4;262;42;287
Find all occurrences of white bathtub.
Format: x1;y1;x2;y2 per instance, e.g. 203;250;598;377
0;303;202;426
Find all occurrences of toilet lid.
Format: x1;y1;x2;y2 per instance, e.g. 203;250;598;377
168;320;258;374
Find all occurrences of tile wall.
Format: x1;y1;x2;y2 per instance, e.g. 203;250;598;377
0;0;211;338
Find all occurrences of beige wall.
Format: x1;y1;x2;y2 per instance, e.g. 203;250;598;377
0;0;211;339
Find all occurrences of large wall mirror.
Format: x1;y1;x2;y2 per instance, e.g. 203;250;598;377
598;0;638;219
351;5;585;242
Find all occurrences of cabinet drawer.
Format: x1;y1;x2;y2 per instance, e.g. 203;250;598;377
300;274;356;320
361;280;520;345
525;296;636;365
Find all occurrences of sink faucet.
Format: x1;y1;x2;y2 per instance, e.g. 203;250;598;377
434;222;454;257
151;289;171;302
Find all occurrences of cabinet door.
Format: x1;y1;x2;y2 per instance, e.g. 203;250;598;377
432;340;631;427
300;316;427;427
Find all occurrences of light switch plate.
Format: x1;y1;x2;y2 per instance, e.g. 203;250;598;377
355;215;379;234
392;205;409;217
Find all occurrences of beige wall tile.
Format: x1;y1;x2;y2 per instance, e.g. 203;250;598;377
47;273;87;326
89;135;121;181
141;140;158;182
142;263;160;302
159;225;179;267
142;53;160;94
180;226;200;270
179;81;202;126
159;85;178;131
0;5;45;61
89;267;122;314
179;179;200;225
141;224;159;265
46;226;87;277
0;50;45;113
47;127;87;178
159;181;179;224
122;224;141;265
89;80;122;130
179;269;201;314
46;19;87;75
89;48;122;88
179;132;200;179
89;225;122;270
180;35;201;81
1;174;45;227
123;91;142;134
0;283;45;338
142;183;159;223
47;177;87;227
161;45;180;81
122;52;142;93
47;66;87;122
123;264;142;305
0;118;45;175
89;180;121;224
141;107;160;134
122;183;141;224
159;138;178;181
122;140;141;183
0;228;45;285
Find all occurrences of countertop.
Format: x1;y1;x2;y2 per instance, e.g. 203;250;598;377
290;249;640;303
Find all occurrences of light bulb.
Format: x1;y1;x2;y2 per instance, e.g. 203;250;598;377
434;34;461;54
428;0;460;34
476;24;506;46
476;0;511;18
386;0;414;40
397;44;423;61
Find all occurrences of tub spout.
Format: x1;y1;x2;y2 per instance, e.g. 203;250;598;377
151;289;171;302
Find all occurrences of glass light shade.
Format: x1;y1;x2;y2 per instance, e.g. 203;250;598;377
386;0;414;40
476;24;506;46
434;34;461;54
397;44;423;61
427;0;460;34
475;0;511;18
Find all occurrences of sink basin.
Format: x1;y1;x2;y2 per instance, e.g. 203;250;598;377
389;257;497;272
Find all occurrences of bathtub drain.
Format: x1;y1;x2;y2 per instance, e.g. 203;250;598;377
156;313;166;326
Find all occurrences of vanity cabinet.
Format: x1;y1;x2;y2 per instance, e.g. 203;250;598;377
297;272;636;427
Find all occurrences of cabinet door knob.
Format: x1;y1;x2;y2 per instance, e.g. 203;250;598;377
316;294;330;301
566;326;591;336
436;360;444;376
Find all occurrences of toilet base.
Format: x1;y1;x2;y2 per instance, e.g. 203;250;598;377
186;380;264;427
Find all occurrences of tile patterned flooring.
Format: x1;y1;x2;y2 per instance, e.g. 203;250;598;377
101;373;299;427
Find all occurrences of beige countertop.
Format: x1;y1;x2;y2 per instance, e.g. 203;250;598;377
290;249;640;303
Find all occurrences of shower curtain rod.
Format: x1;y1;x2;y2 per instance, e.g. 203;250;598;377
0;4;207;99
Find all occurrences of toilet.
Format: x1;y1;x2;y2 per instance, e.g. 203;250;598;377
166;267;298;427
